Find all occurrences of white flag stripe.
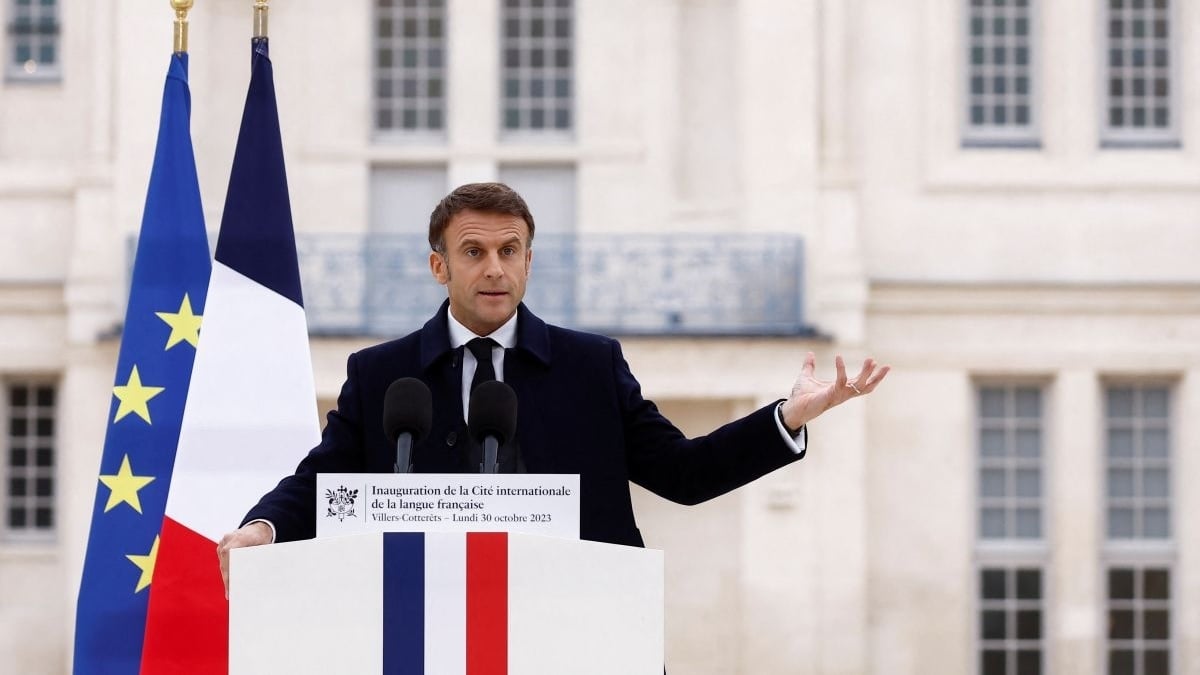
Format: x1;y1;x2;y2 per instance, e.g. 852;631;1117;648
425;533;467;675
508;536;665;674
229;533;384;674
167;261;320;541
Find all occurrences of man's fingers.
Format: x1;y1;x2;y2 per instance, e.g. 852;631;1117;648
861;365;891;393
801;351;816;380
851;358;875;387
218;544;231;598
833;355;847;387
217;526;263;598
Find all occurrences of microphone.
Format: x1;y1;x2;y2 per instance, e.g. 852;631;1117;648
467;380;518;474
382;378;433;473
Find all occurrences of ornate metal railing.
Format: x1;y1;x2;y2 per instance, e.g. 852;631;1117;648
297;233;808;337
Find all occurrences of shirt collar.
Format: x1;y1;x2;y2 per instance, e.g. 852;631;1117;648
446;309;519;350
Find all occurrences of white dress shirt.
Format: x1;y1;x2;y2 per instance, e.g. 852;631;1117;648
447;311;518;421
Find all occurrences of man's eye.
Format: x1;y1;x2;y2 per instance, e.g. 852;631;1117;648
502;247;516;256
465;248;480;257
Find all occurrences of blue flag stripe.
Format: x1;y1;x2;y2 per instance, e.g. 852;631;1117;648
73;53;210;674
383;533;426;675
213;38;305;308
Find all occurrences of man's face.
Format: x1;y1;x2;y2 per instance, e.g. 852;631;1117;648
429;209;532;336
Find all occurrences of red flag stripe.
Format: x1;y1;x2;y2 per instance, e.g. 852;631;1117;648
140;517;228;674
466;532;508;675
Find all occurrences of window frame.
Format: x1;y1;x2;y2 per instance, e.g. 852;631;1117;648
1098;0;1180;148
975;382;1048;543
498;0;576;141
5;0;61;83
2;377;58;543
371;0;449;142
972;379;1052;675
1102;381;1173;543
1103;562;1175;675
976;564;1049;675
1100;377;1177;675
961;0;1041;148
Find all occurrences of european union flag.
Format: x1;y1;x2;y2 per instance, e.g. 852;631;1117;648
73;53;210;674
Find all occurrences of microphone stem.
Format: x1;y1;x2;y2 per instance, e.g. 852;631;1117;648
394;433;413;473
482;436;499;474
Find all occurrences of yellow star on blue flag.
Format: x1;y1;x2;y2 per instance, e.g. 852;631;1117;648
112;365;165;425
98;455;156;514
155;293;203;350
126;536;160;594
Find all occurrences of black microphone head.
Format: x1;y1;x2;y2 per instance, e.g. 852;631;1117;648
467;380;518;445
382;378;433;444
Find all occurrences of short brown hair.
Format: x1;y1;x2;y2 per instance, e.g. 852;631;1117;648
428;182;535;252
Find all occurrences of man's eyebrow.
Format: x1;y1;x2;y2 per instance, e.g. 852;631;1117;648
455;235;523;249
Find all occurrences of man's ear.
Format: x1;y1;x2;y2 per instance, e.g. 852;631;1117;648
524;248;532;278
430;251;450;284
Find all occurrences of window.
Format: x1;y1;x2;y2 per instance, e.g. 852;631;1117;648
498;165;576;325
1107;567;1171;675
1102;0;1176;146
4;381;56;538
976;384;1045;675
374;0;446;134
1105;385;1170;540
979;567;1044;675
964;0;1037;146
359;165;448;335
497;164;576;235
978;386;1043;540
501;0;574;135
1104;384;1173;674
369;165;448;236
6;0;60;81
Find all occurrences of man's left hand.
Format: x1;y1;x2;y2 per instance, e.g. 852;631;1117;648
780;352;889;430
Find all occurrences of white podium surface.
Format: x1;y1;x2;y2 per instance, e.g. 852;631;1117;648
229;532;664;674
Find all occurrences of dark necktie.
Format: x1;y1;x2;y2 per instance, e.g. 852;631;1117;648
466;337;498;393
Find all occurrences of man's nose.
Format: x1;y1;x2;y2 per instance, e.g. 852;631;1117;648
482;251;505;278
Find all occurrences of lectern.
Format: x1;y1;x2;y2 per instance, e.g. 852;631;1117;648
229;531;664;674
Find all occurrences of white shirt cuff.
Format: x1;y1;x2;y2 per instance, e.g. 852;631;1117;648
774;402;808;455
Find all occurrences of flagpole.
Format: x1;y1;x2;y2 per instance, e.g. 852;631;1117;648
172;0;193;54
253;0;269;39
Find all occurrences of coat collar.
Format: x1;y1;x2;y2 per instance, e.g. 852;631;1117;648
418;300;551;371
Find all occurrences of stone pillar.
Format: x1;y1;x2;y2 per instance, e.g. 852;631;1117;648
1049;369;1102;675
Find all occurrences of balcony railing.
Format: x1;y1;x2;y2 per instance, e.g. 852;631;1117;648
297;233;808;337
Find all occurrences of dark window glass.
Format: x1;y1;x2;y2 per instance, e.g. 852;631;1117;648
1016;610;1040;639
1016;650;1041;675
1144;569;1169;599
982;651;1006;675
1110;609;1135;639
1110;569;1136;599
1110;650;1135;675
983;570;1006;599
982;610;1006;639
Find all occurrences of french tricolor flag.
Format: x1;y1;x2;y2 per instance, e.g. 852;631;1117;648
229;532;664;675
140;38;320;673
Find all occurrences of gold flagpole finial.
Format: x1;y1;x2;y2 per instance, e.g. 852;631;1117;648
171;0;193;54
253;0;269;39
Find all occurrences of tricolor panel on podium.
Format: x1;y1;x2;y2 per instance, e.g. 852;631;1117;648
229;531;664;674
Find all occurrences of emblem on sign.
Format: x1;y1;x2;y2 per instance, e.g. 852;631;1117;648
324;486;359;521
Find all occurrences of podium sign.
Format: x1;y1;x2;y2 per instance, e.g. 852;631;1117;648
316;473;580;540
